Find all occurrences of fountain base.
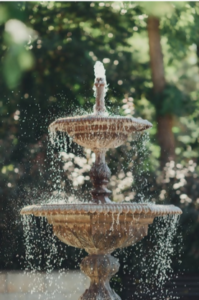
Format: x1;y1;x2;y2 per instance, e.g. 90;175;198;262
80;254;121;300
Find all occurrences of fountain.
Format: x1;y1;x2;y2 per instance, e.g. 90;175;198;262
21;61;182;300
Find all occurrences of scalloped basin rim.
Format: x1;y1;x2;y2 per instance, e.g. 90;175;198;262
20;203;182;216
48;115;153;131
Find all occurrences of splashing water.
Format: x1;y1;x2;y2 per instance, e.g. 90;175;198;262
94;61;106;78
113;215;182;300
22;215;86;299
139;216;180;297
131;131;152;203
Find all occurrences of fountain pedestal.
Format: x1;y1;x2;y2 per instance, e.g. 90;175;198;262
90;149;112;204
80;254;120;300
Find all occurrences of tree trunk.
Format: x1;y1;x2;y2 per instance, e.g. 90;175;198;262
147;16;175;167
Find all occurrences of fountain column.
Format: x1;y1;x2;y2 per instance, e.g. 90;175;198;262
90;149;112;204
90;64;112;204
80;254;121;300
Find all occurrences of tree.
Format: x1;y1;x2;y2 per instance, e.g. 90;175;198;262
148;16;175;167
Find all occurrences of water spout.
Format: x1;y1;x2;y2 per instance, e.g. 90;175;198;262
93;61;108;115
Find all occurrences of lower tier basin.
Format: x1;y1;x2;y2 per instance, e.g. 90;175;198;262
21;203;182;254
21;203;182;300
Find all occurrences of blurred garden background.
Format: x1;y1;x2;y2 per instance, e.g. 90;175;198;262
0;1;199;299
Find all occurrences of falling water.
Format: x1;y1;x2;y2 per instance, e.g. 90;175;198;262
113;214;182;300
22;214;86;299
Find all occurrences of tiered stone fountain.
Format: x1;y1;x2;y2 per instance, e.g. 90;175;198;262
21;62;182;300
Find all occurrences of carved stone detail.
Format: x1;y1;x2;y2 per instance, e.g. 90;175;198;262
80;254;121;300
50;213;151;255
90;150;112;204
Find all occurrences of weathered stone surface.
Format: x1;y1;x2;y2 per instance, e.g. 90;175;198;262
90;149;112;204
80;254;120;300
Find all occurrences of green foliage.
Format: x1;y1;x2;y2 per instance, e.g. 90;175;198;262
0;3;34;88
161;2;199;59
123;1;183;18
123;0;187;17
3;42;34;88
148;84;191;116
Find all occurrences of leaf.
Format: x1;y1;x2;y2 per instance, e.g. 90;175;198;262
18;50;34;70
3;45;34;88
0;4;9;24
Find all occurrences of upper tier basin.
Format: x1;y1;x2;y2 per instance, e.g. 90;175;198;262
21;203;182;254
49;115;152;149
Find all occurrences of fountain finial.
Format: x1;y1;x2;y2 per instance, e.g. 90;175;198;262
93;61;107;115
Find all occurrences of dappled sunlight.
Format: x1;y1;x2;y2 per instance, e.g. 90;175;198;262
5;19;34;44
